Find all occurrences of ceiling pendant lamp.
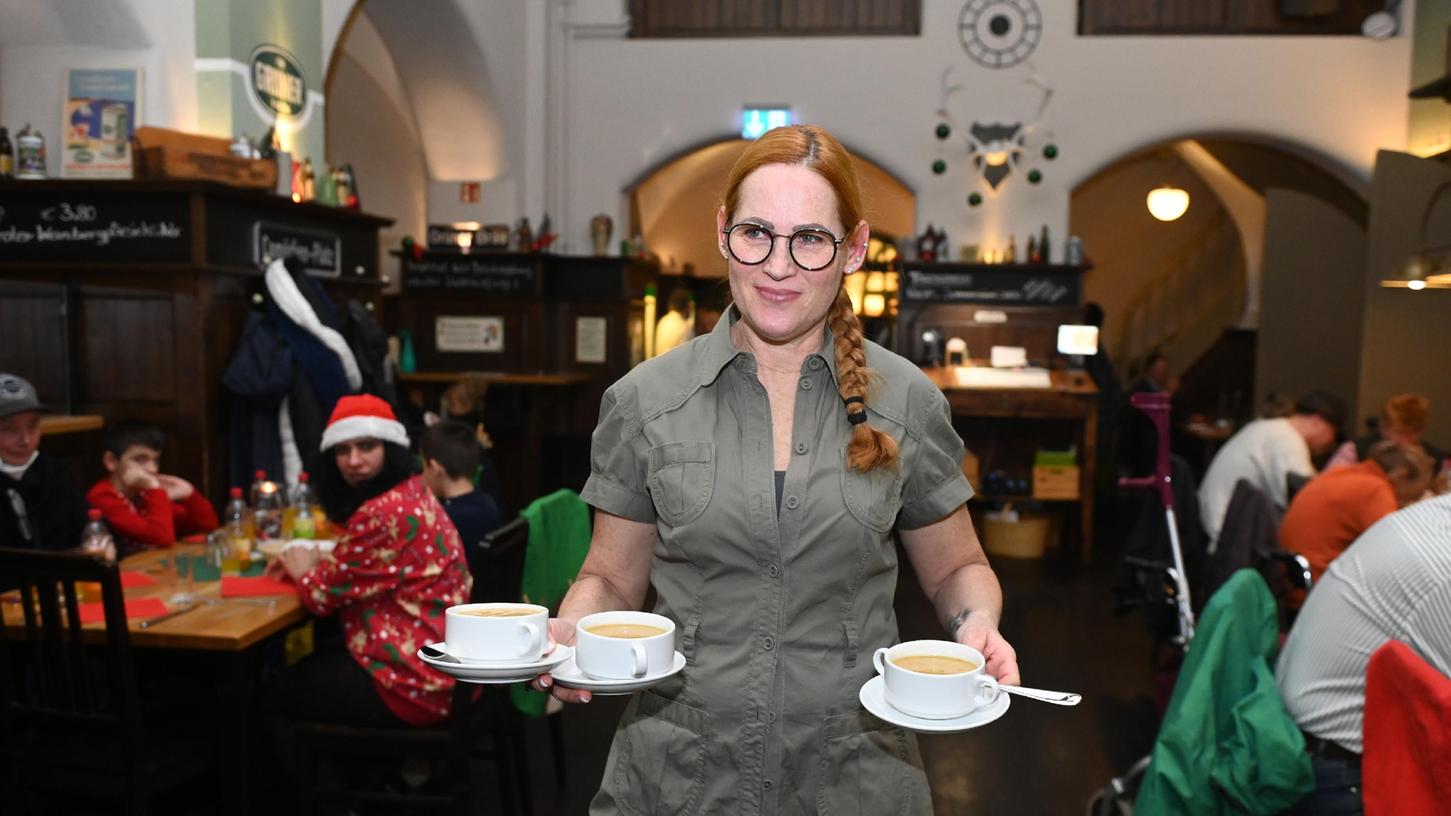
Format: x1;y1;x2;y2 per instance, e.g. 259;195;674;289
1146;185;1190;222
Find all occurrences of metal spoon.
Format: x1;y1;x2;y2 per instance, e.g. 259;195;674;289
996;684;1082;706
420;644;460;663
138;602;202;630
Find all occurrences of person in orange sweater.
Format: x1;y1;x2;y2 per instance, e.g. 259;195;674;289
1280;440;1435;585
86;421;218;555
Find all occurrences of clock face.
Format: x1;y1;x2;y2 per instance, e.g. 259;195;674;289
959;0;1043;70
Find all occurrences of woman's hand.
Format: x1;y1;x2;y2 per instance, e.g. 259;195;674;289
956;614;1020;685
531;618;593;704
278;544;320;581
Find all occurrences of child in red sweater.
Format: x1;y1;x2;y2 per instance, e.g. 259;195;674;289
86;421;218;555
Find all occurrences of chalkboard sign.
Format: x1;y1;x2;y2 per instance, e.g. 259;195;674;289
254;222;341;278
403;254;539;295
0;189;190;264
900;264;1081;306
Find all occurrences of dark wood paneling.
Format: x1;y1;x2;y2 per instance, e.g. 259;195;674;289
0;283;67;409
633;0;916;37
80;293;177;403
1080;0;1384;34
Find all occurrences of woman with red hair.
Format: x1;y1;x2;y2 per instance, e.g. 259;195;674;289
536;126;1019;813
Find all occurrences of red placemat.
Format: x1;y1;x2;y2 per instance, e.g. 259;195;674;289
120;571;157;588
221;576;297;597
78;597;170;624
181;533;208;544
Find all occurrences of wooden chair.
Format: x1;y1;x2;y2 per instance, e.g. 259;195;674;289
297;680;523;816
296;516;540;816
0;547;210;815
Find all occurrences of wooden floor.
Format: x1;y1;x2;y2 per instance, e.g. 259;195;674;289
523;529;1162;815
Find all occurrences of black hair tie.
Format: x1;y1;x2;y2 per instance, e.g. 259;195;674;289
843;396;866;407
848;411;869;426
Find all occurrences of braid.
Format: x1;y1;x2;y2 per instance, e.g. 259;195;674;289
828;288;899;473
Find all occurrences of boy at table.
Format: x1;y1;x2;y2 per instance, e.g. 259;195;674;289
85;420;218;556
420;419;502;556
0;373;88;555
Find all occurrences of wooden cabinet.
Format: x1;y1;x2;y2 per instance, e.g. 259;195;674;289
0;180;391;504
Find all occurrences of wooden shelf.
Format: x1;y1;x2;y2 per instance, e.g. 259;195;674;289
39;414;104;435
398;371;591;386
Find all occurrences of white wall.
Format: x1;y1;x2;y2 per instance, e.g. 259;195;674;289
0;0;197;177
543;0;1411;255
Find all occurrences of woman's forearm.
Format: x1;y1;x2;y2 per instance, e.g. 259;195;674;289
557;570;641;623
931;561;1004;636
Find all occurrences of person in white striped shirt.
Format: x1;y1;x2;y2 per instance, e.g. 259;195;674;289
1275;492;1451;814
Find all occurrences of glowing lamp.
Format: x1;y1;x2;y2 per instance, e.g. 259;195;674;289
1147;186;1190;222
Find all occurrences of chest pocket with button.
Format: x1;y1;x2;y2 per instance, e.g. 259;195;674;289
648;441;716;526
840;451;903;533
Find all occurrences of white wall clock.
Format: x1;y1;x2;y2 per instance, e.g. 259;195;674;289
959;0;1043;70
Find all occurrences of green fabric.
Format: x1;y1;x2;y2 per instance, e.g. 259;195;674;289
509;488;592;717
1134;569;1314;815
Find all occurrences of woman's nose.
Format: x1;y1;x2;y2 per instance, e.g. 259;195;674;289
762;235;797;280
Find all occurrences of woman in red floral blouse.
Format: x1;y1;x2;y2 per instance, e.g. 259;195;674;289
269;395;473;727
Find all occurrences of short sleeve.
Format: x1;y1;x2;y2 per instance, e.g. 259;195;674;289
897;384;974;530
579;382;657;523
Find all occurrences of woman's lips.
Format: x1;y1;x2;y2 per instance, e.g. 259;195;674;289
755;285;801;304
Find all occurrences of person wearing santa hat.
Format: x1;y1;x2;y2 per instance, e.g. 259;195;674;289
264;394;473;771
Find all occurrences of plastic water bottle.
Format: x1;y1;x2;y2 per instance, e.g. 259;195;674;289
223;487;253;574
80;509;115;562
287;471;319;540
253;480;284;542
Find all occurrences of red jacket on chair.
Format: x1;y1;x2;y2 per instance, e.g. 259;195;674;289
1363;640;1451;816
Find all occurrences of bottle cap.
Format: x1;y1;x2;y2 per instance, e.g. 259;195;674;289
254;469;266;480
230;487;243;498
88;508;102;520
299;471;310;482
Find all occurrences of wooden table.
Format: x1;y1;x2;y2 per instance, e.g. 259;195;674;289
3;545;307;815
922;366;1100;561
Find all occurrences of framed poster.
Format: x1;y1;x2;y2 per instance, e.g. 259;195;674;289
435;316;504;353
575;316;608;364
62;68;141;179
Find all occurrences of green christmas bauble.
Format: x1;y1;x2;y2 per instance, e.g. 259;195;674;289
935;123;951;140
1042;144;1059;160
931;159;947;175
1027;169;1043;185
967;192;983;207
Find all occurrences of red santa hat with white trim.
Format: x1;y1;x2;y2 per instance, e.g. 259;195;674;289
319;394;410;452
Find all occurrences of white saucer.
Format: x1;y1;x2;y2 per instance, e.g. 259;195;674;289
418;643;572;684
432;642;552;666
549;651;687;695
858;675;1011;733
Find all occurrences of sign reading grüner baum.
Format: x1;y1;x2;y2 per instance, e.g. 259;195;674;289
403;254;538;295
249;44;307;119
254;222;340;278
900;263;1080;306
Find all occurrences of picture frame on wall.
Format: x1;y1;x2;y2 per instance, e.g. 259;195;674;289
61;68;142;179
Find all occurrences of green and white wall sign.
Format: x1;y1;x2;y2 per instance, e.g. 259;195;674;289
195;0;325;167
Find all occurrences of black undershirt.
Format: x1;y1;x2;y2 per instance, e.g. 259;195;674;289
774;470;785;516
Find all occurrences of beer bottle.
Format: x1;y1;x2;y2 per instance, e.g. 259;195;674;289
301;157;316;201
0;127;12;178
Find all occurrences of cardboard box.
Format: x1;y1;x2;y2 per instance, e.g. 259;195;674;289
1033;465;1080;500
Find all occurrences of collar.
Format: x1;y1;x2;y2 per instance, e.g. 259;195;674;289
0;451;39;481
695;304;841;385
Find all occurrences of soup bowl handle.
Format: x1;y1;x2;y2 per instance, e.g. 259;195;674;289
976;675;1001;707
872;647;890;676
517;622;542;657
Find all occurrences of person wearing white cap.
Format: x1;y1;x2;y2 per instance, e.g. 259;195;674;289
265;393;472;742
0;373;88;557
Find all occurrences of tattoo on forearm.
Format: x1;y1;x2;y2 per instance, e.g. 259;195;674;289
945;607;973;638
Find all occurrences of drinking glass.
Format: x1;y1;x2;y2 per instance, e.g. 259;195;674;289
168;555;195;606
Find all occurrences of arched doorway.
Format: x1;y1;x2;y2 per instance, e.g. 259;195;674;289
626;137;918;280
1069;136;1367;427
